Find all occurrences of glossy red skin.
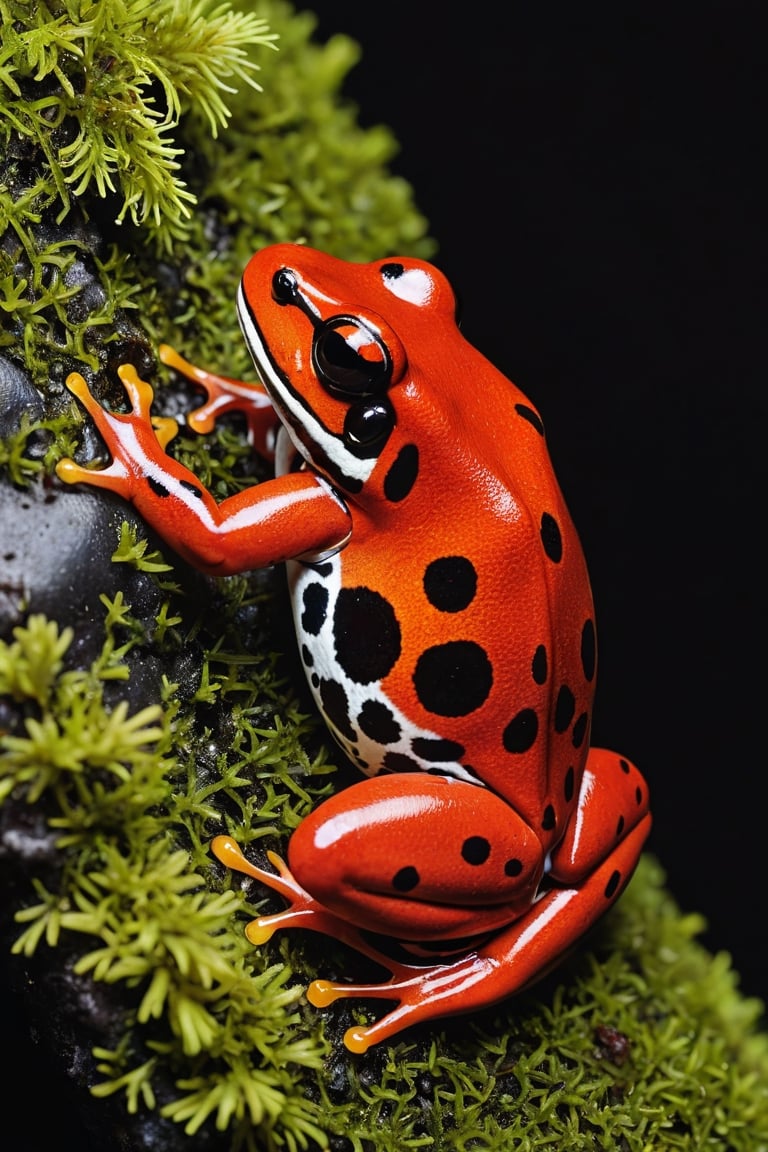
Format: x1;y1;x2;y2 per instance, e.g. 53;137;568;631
57;244;651;1053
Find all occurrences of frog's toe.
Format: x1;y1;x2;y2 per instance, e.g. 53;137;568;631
343;1024;375;1055
307;978;339;1008
244;916;280;946
151;414;179;449
56;457;88;485
56;455;127;488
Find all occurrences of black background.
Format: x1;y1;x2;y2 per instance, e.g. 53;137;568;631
310;1;766;1007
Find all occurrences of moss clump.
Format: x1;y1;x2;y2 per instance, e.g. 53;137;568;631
1;3;767;1151
2;602;336;1148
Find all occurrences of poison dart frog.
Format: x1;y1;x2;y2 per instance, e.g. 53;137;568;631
57;244;651;1053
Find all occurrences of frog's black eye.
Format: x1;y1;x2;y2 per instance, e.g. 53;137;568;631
272;268;300;304
313;315;391;397
344;399;394;452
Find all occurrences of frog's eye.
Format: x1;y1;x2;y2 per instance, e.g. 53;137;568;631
313;316;391;398
343;399;395;452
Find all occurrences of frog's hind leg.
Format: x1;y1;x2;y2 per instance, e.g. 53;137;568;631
289;754;652;1054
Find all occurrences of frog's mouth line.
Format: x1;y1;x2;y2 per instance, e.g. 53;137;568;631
237;280;377;494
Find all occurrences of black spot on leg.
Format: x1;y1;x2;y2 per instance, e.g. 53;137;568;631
461;836;491;865
554;685;576;733
383;751;421;772
604;870;621;899
358;699;401;744
504;858;523;877
572;712;588;748
301;582;329;636
393;865;420;892
423;556;477;613
541;804;556;831
581;618;596;681
411;736;465;762
503;708;539;754
318;678;356;741
532;645;548;684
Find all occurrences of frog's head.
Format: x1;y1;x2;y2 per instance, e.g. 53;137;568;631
238;243;463;503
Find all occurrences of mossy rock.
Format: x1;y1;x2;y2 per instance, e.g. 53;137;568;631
1;3;767;1150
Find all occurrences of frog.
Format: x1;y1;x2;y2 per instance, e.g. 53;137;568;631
56;243;651;1054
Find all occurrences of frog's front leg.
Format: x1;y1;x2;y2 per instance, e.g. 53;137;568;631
56;365;351;574
158;345;277;457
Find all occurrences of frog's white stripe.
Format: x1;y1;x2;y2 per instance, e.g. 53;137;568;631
237;284;378;486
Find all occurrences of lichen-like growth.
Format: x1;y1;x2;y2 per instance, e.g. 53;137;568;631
2;602;336;1148
1;0;277;245
1;3;767;1151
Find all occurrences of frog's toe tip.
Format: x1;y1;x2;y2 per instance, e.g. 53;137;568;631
56;458;86;485
307;979;338;1008
187;408;215;435
244;919;276;946
343;1025;373;1055
64;370;89;398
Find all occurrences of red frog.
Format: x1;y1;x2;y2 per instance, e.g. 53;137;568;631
57;244;651;1053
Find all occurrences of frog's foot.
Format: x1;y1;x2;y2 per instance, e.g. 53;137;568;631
211;836;370;947
57;366;178;493
159;344;276;455
307;953;496;1055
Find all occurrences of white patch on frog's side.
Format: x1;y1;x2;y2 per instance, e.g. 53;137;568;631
381;266;434;308
237;284;378;486
288;557;483;787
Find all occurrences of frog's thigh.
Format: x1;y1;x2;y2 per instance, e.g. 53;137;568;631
287;774;542;941
551;745;651;885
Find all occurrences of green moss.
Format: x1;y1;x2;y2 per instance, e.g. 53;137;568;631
1;3;767;1151
3;607;767;1151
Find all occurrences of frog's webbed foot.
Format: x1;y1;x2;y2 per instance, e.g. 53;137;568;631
159;344;276;457
57;366;178;493
307;954;496;1054
211;836;371;948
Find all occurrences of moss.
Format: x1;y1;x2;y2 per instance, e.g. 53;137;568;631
1;2;767;1151
4;610;767;1150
